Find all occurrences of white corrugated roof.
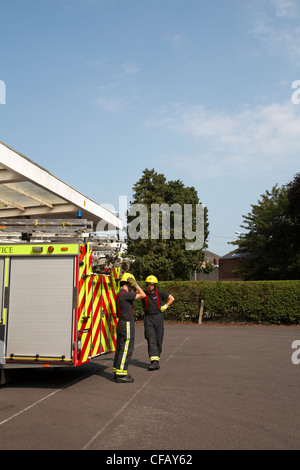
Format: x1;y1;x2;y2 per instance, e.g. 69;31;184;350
0;141;122;230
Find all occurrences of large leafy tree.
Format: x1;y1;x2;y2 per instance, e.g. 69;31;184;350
125;168;209;280
232;173;300;280
285;172;300;277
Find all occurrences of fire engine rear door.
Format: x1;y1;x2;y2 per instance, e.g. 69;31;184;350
6;256;75;361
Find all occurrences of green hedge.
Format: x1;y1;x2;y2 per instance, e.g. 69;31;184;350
134;280;300;324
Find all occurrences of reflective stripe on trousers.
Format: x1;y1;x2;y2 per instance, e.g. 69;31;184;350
113;320;135;376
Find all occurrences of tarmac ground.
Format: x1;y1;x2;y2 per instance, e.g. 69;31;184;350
0;322;299;453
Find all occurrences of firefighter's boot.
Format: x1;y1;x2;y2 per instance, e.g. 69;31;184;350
148;361;160;370
115;374;134;383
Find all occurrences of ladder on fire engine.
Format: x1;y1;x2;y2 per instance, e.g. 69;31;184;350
0;218;133;272
0;218;93;241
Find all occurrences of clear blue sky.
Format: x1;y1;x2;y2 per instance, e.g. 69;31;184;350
1;0;299;255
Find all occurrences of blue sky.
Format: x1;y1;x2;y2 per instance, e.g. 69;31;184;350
0;0;299;255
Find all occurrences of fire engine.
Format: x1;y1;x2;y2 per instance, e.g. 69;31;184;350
0;141;131;384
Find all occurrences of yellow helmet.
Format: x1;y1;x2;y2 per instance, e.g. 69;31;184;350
145;275;158;284
120;272;136;283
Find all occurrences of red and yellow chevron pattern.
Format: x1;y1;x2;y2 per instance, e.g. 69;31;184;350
100;268;119;353
76;243;120;366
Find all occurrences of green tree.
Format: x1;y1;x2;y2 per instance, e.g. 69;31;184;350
285;172;300;277
126;168;209;280
232;174;300;280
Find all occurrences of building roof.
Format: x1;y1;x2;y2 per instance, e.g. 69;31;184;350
220;249;247;260
204;250;220;261
0;141;122;230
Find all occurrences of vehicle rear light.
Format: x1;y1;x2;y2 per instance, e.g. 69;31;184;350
61;247;68;251
77;330;83;360
48;246;54;253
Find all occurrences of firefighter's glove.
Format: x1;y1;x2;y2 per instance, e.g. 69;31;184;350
161;304;168;313
127;277;138;288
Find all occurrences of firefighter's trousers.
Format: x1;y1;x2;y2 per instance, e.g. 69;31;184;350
113;319;135;376
144;313;164;363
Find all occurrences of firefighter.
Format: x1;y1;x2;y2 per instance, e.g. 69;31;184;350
142;275;174;370
113;273;146;383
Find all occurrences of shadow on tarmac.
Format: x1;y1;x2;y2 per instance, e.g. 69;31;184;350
0;354;150;389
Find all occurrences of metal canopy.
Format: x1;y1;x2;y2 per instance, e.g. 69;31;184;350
0;141;122;231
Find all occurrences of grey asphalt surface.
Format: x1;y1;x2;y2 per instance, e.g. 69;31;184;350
0;322;299;451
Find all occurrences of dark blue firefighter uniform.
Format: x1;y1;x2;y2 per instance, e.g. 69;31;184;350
113;289;136;378
142;289;169;365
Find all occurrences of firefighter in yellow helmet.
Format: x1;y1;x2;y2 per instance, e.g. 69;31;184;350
142;275;174;370
113;273;146;383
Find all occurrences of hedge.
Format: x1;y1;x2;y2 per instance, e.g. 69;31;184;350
134;280;300;325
